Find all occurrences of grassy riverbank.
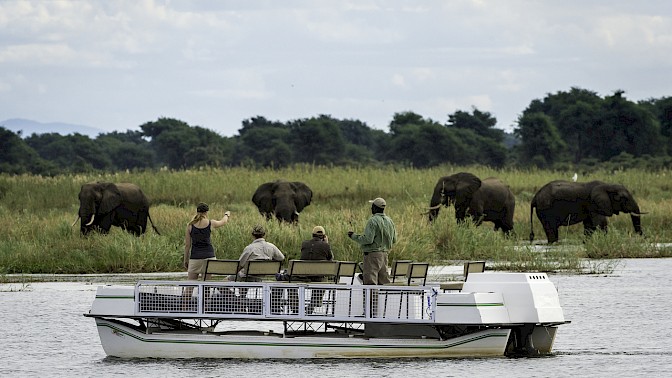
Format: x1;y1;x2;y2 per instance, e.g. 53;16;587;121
1;165;671;278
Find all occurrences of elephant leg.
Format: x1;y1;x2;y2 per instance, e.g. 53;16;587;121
95;213;113;234
501;218;514;235
542;222;559;244
455;207;468;223
493;221;502;231
471;214;484;227
583;219;597;237
137;213;148;234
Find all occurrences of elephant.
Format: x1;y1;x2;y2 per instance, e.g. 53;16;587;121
529;180;644;244
252;180;312;223
73;182;160;236
428;172;515;234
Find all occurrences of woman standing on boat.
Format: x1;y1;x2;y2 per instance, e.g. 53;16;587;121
183;202;231;280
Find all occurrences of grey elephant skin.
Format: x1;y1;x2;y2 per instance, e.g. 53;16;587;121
76;182;160;236
529;180;643;244
428;172;515;234
252;180;312;223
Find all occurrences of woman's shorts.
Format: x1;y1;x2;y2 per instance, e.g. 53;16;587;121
188;257;216;276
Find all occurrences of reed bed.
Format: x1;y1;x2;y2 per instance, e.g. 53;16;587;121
1;165;670;277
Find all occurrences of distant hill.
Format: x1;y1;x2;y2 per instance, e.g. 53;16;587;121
1;118;106;138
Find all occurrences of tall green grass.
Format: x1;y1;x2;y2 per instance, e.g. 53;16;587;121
1;165;670;277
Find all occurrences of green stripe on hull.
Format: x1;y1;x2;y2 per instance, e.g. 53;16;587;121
437;303;504;307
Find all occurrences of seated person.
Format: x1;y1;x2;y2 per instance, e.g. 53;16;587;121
300;225;333;281
230;224;285;281
300;226;333;314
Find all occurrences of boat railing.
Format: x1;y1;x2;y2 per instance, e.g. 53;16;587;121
135;280;438;323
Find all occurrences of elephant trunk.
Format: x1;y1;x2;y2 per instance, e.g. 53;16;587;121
274;204;296;223
630;214;643;235
428;192;443;222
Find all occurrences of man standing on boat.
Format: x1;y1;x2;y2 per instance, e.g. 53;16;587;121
348;197;397;285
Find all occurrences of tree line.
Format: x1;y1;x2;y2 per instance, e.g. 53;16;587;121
2;87;671;175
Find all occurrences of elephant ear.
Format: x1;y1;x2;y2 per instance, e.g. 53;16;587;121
252;182;275;212
291;181;312;212
590;185;614;217
454;173;482;204
100;183;122;214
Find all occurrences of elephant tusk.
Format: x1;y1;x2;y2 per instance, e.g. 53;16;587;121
427;204;442;210
85;214;96;226
632;212;647;216
71;216;80;227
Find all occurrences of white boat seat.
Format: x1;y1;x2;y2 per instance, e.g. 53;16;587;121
440;261;485;292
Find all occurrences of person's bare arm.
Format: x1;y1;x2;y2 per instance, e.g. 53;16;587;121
211;211;231;228
183;225;192;270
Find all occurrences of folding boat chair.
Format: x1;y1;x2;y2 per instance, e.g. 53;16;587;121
244;260;283;281
389;260;413;283
384;262;430;319
241;260;283;313
201;259;240;281
336;261;357;284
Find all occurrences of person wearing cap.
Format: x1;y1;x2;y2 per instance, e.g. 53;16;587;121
347;197;397;285
299;226;333;313
301;226;332;261
183;202;232;280
231;224;285;281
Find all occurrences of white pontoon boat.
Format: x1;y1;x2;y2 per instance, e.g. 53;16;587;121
85;272;568;359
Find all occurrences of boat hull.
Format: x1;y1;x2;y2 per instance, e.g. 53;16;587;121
95;318;511;359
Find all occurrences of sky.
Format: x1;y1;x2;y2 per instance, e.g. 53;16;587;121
1;0;671;137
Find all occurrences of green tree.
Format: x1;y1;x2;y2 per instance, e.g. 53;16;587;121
447;107;504;142
514;112;567;167
387;112;464;167
288;115;346;165
0;127;55;174
234;123;292;167
337;119;386;163
97;131;155;170
556;101;599;163
593;91;663;160
451;128;508;167
26;132;111;172
140;118;232;169
639;96;672;156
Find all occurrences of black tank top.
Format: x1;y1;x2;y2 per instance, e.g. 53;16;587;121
189;221;215;259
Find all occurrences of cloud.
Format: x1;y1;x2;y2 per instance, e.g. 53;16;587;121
1;0;671;136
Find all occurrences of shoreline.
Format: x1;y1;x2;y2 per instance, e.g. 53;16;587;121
1;266;465;284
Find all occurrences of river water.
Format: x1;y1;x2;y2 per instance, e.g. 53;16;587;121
1;258;670;377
